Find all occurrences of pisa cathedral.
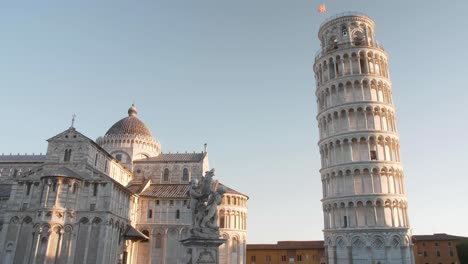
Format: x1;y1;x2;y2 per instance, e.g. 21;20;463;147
0;104;248;264
314;13;414;263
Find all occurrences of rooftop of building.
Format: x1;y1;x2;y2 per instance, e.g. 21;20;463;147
128;182;247;198
42;167;84;180
134;152;207;163
412;233;468;242
105;104;153;138
319;11;373;28
0;154;46;163
247;241;325;250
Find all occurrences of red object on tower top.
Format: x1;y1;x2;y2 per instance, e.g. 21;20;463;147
318;4;326;13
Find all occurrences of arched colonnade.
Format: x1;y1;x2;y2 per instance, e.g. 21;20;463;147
315;49;389;85
319;135;401;167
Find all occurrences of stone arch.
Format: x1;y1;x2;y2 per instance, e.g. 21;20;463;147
9;216;20;224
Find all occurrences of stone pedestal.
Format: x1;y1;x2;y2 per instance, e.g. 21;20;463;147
180;237;226;264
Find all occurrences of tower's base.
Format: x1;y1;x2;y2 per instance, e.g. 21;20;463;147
180;237;226;264
324;229;415;264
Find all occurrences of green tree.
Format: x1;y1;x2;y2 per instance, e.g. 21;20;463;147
457;239;468;264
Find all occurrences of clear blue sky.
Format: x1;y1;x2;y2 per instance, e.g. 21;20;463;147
1;0;467;243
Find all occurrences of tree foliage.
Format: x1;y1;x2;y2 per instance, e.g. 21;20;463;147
456;239;468;264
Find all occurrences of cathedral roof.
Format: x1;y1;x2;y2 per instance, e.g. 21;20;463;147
0;154;46;163
124;225;149;241
43;167;84;180
218;183;248;198
132;182;247;198
134;152;206;163
105;104;153;138
140;184;189;198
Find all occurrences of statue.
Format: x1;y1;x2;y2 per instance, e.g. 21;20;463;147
187;168;225;239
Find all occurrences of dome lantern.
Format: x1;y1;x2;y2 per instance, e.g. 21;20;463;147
128;104;138;117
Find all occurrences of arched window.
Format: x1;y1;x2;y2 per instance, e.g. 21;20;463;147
163;168;170;182
220;215;225;228
64;149;72;162
72;184;77;194
155;233;162;248
328;36;338;50
182;168;189;181
353;31;364;46
232;238;238;253
176;210;180;219
141;230;149;243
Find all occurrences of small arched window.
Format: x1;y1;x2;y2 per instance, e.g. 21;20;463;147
141;230;149;243
353;31;364;46
155;233;162;248
328;36;338;50
182;168;189;181
163;168;170;182
176;210;180;219
232;238;238;253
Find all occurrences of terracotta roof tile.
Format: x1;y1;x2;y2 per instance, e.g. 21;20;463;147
247;244;278;250
134;153;206;163
247;241;325;250
140;184;190;198
133;182;247;199
277;241;324;249
219;183;248;198
106;116;153;138
412;233;468;242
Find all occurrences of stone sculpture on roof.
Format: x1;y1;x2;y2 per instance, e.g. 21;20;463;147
188;168;225;239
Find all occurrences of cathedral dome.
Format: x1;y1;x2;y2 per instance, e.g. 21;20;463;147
105;104;153;138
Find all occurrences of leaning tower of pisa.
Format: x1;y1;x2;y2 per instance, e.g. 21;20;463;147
313;12;414;264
